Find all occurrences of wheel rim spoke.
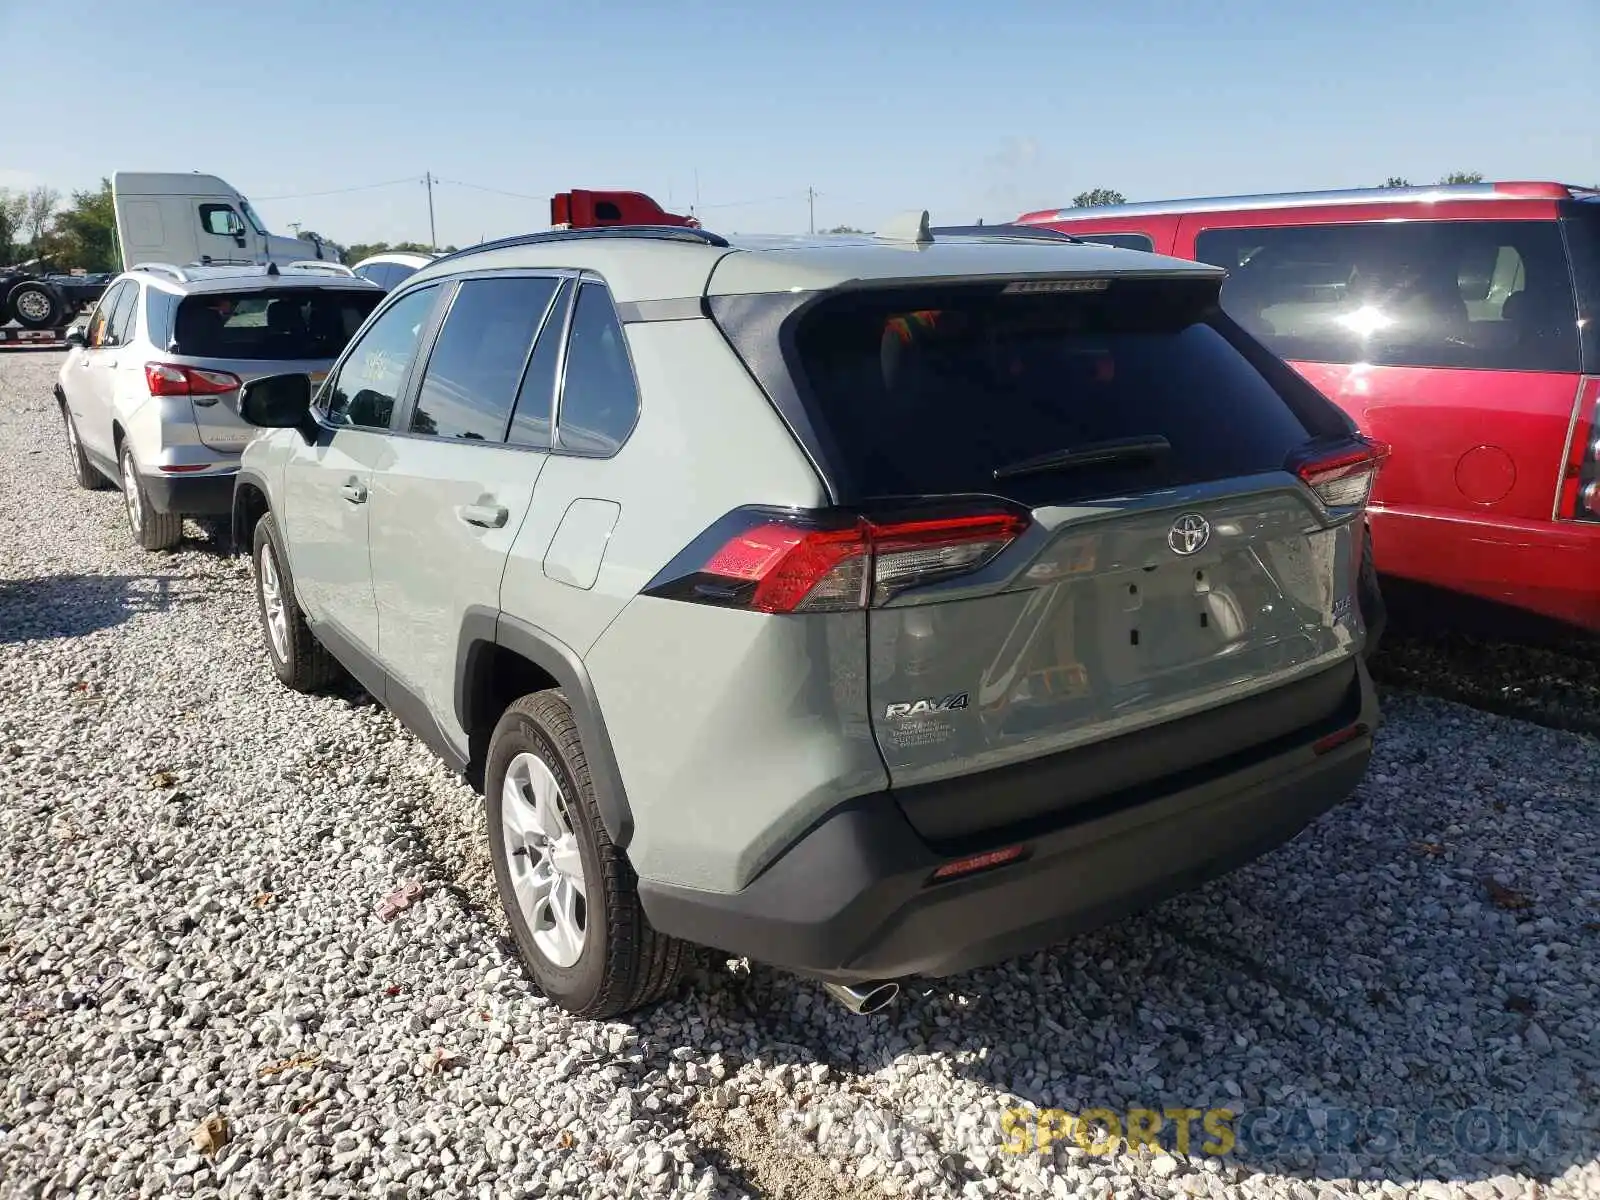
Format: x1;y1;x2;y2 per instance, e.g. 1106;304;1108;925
499;751;588;969
258;548;289;660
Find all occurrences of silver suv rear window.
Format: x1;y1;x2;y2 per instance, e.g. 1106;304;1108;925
155;288;383;361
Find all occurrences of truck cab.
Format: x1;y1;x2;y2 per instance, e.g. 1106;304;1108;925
112;172;333;271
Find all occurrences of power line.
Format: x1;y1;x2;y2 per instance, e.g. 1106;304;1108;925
253;176;420;201
436;178;549;202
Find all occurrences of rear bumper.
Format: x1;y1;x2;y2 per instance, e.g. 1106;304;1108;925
1369;506;1600;633
143;470;237;516
638;656;1378;983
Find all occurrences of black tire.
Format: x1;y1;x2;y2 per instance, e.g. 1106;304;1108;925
119;442;183;551
59;399;106;490
487;691;688;1018
1358;520;1386;661
9;281;63;330
252;514;340;692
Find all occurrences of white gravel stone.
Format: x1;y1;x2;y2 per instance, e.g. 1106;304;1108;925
1;349;1597;1200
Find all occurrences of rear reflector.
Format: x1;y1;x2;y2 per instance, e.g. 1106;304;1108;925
648;507;1029;614
1294;438;1389;508
157;464;212;474
930;844;1026;882
1313;722;1369;755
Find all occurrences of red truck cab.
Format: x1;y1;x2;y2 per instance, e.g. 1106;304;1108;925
550;190;699;230
1019;183;1600;635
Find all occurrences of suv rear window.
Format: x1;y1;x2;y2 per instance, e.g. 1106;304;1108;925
1195;219;1580;374
782;278;1315;505
165;288;382;361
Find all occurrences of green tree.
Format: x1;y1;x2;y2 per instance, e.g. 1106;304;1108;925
40;179;119;271
0;190;27;264
24;186;60;246
1071;188;1126;208
1381;176;1412;188
1438;171;1484;185
823;224;867;234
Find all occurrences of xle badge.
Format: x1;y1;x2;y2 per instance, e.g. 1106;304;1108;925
884;693;970;719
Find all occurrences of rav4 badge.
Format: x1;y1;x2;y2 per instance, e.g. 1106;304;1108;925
884;693;970;719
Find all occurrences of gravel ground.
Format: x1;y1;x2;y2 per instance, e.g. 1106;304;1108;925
1;348;1597;1200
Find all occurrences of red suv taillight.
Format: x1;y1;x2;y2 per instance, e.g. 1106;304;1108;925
1556;377;1600;521
644;506;1030;613
145;363;242;397
1291;437;1389;509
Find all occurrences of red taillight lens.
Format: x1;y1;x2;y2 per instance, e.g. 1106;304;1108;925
646;507;1030;614
144;363;242;397
1295;439;1389;508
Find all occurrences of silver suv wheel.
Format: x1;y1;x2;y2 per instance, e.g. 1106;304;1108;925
501;751;587;968
257;540;291;663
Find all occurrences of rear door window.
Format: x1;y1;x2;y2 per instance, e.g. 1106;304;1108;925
173;288;383;360
106;283;140;345
786;278;1313;506
408;275;560;442
1195;219;1580;373
87;282;129;348
507;279;573;450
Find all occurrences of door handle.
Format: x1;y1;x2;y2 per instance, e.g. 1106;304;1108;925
460;502;508;529
340;482;367;504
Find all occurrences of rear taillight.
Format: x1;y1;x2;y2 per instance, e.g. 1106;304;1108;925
1556;377;1600;521
645;507;1030;614
145;363;242;397
1293;438;1389;509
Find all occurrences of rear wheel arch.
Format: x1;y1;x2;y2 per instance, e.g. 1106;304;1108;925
456;607;634;848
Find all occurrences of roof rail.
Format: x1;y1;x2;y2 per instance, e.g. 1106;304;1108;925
285;260;357;276
1021;181;1579;224
129;262;191;283
928;223;1084;244
427;224;731;268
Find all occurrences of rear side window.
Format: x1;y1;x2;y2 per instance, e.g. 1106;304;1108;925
555;282;640;457
1195;220;1580;373
786;279;1313;506
173;288;383;361
507;279;573;450
410;275;559;441
87;281;129;348
105;283;140;346
199;204;239;237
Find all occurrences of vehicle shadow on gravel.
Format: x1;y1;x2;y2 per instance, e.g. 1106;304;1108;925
0;573;211;643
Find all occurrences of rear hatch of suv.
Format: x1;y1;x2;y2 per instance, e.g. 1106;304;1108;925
145;286;383;452
704;257;1380;844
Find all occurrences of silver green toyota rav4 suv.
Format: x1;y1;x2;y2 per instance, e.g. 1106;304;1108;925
231;217;1384;1019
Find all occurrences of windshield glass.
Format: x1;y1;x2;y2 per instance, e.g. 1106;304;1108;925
238;198;268;237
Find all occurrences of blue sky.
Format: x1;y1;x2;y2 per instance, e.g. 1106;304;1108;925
1;0;1594;249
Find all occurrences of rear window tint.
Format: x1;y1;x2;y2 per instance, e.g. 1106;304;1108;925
1195;220;1580;373
1075;232;1156;253
787;280;1312;506
172;288;383;361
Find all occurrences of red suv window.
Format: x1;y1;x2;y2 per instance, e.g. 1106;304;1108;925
1195;220;1579;374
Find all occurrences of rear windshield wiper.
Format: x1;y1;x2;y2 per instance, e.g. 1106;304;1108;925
993;435;1172;482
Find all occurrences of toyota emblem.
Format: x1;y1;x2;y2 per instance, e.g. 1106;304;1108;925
1167;512;1211;556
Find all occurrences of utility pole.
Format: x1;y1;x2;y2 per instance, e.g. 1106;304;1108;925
289;221;302;238
808;186;816;234
424;172;437;251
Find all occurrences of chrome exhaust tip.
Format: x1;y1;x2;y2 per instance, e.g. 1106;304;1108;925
821;980;901;1015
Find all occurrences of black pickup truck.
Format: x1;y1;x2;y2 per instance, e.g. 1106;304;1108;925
0;260;112;330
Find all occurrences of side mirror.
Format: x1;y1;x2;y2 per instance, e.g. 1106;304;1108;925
63;326;87;348
238;373;315;440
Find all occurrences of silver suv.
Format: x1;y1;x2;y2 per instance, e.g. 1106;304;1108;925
54;261;382;550
230;219;1383;1018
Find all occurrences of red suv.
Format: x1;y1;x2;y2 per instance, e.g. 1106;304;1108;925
1017;182;1600;635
